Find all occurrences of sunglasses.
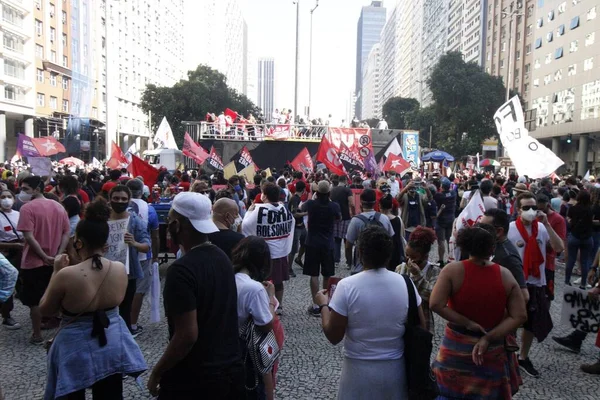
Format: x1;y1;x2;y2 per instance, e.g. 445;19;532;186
521;205;538;211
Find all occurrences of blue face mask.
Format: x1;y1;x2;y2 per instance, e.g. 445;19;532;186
234;185;242;192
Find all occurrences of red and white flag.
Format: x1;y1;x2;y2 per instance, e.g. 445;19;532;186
291;147;314;173
31;136;66;156
207;146;224;170
383;153;412;175
456;190;485;230
316;136;347;177
182;132;210;165
106;141;129;169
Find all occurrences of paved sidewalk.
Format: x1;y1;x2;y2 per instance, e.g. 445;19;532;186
1;258;599;399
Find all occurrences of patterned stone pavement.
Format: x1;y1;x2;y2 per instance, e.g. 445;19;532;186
1;256;599;399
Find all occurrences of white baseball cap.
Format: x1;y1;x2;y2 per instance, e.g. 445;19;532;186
171;192;219;234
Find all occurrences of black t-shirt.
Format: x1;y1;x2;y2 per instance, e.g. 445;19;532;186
302;198;341;249
331;185;353;220
568;204;594;240
248;186;261;203
494;239;526;288
208;229;244;260
62;195;81;218
289;194;305;227
162;244;241;389
434;190;457;227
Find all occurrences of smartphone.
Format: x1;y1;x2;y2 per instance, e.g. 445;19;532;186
327;277;342;302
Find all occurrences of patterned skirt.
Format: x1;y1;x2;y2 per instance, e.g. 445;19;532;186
333;219;351;239
433;324;522;400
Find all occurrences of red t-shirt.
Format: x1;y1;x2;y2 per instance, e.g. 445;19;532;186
546;210;567;271
374;190;399;213
78;188;90;204
179;182;191;192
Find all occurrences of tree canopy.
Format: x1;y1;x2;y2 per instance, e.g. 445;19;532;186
140;65;260;146
382;97;420;130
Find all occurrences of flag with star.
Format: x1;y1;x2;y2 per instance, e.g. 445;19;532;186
383;153;412;176
29;135;66;156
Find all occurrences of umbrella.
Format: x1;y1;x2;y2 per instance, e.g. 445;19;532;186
60;157;85;167
421;150;455;162
480;158;500;167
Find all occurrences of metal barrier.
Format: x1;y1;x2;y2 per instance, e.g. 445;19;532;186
182;121;329;143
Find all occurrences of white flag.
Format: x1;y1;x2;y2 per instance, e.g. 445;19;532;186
494;96;563;179
384;137;403;158
153;117;179;150
584;170;591;181
126;143;138;156
456;190;486;231
92;157;102;168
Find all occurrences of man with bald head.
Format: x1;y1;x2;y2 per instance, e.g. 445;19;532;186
209;198;244;259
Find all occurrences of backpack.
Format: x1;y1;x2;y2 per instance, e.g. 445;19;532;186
355;212;384;229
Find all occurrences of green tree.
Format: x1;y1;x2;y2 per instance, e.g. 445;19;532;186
426;51;507;157
382;97;420;129
140;65;260;146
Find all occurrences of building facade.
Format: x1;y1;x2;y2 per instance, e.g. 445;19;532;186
0;0;35;161
379;5;399;109
361;43;381;119
257;58;274;119
355;1;386;119
446;0;488;66
421;0;451;107
397;0;424;101
529;0;599;175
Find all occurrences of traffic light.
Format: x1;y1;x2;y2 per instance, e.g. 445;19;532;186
567;134;572;144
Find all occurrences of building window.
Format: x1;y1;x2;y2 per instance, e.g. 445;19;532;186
534;78;540;87
586;32;595;46
526;44;532;54
35;44;43;58
62;77;68;90
500;59;505;68
62;11;67;24
524;83;529;93
568;64;577;76
545;52;552;64
527;25;533;36
50;27;56;42
535;38;542;48
62;100;69;112
62;33;67;48
50;50;56;62
49;73;56;86
37;93;45;107
557;24;565;36
36;69;43;82
516;50;521;60
570;40;578;53
3;33;24;54
502;41;506;51
547;32;553;42
548;11;554;21
35;20;42;36
555;47;564;59
537;18;543;28
558;2;566;14
584;58;594;71
517;32;521;41
581;81;600;120
62;56;67;67
544;74;552;85
92;107;98;118
588;7;597;20
525;64;531;73
555;69;563;81
570;16;580;29
552;88;575;124
49;3;55;16
49;96;57;110
573;0;581;5
535;59;541;69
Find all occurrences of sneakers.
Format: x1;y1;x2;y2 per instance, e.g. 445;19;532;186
552;334;582;353
518;357;540;378
29;335;44;345
581;361;600;375
131;325;144;338
294;257;304;268
2;317;21;330
307;306;321;317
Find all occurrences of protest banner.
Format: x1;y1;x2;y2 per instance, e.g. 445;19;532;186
28;157;53;176
223;162;238;179
560;286;600;333
106;218;130;274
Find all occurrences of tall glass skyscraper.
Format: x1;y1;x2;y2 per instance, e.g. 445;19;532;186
257;58;275;119
355;1;386;118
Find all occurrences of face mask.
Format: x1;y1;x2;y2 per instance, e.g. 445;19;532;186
521;209;537;222
390;176;395;181
1;198;13;209
458;190;464;197
231;216;243;232
234;184;242;192
512;190;517;197
18;192;32;202
111;201;128;214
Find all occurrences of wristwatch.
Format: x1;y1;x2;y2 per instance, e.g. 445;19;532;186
319;304;329;312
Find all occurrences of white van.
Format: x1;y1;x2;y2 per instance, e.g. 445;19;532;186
143;149;184;171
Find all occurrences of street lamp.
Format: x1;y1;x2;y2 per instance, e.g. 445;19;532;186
502;4;524;102
293;1;300;123
308;0;319;120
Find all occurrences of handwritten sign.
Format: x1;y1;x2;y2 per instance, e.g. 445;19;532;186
105;218;130;274
560;287;600;333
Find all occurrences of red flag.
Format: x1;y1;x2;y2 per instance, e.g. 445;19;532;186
207;146;224;170
127;154;159;187
383;153;412;175
316;136;347;176
106;141;129;169
225;108;238;121
236;146;254;170
182;132;209;165
30;136;66;156
291;147;314;173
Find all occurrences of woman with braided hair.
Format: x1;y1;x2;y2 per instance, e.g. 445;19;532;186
396;226;439;333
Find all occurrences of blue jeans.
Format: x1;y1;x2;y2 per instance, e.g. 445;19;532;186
565;234;594;286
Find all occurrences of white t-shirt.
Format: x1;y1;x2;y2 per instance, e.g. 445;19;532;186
483;195;498;211
0;210;20;242
329;269;421;360
235;273;273;329
507;221;550;287
241;202;294;259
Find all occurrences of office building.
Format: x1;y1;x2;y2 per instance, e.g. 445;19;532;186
0;0;35;161
257;58;275;119
421;0;451;107
355;1;386;118
104;0;186;155
361;44;381;119
446;0;487;66
485;1;535;108
379;5;399;108
397;0;424;101
529;0;599;175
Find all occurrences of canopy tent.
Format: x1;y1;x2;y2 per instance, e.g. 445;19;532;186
421;150;455;162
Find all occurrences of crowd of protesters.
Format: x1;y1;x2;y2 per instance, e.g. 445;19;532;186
2;157;600;399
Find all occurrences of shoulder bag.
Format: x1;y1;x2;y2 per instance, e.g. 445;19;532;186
401;274;438;400
240;316;281;390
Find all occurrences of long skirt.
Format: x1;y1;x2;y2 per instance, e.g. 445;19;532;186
338;356;407;400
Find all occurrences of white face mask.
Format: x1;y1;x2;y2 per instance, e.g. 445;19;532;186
231;215;243;232
521;209;537;222
512;190;517;197
18;191;32;202
0;198;13;209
